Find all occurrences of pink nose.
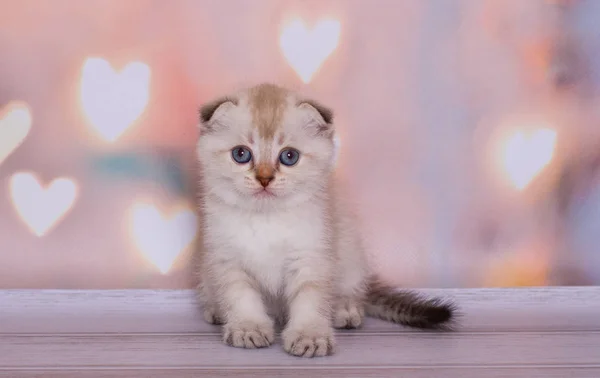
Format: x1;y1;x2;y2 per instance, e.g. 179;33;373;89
255;163;275;188
257;176;273;188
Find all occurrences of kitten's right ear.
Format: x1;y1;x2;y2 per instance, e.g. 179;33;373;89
198;96;237;133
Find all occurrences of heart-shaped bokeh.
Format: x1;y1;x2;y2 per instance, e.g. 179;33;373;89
0;102;32;165
130;202;198;274
9;172;78;237
79;57;151;142
499;128;557;190
280;18;340;83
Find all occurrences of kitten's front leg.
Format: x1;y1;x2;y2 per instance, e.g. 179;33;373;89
282;256;335;358
216;266;275;349
197;277;224;325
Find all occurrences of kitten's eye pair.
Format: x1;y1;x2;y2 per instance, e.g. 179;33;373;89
231;146;300;166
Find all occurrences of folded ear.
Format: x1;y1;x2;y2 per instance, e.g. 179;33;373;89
297;99;334;137
198;96;237;133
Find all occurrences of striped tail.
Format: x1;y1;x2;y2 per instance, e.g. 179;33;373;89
365;279;458;330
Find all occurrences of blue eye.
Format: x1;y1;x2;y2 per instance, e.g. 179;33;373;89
231;146;252;164
279;148;300;166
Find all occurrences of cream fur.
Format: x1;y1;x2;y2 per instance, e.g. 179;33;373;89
195;83;455;358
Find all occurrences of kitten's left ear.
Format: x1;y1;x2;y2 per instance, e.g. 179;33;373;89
298;100;334;137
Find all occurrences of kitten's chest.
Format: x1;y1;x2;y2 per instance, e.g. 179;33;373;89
212;208;324;289
228;210;319;257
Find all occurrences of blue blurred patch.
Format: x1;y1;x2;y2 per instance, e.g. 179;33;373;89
87;151;188;196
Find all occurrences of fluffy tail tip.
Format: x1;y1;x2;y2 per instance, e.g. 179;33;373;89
410;296;459;331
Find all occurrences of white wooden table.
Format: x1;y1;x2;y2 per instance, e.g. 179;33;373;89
1;287;599;377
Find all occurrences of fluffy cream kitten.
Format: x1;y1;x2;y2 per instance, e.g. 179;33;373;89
195;83;456;358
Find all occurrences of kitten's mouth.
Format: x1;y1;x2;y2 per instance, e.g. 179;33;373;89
253;188;276;198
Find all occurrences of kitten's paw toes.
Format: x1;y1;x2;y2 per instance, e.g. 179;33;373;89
223;321;275;349
282;326;335;357
203;306;224;325
333;304;364;329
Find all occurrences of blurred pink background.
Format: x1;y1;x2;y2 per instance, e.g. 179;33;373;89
1;0;600;289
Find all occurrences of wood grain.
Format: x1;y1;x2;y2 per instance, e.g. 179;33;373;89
1;332;599;367
2;287;600;333
1;287;599;377
1;367;599;378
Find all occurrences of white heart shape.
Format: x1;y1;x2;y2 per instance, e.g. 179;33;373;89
0;102;32;165
501;128;557;190
80;57;151;142
9;172;78;237
280;19;340;83
130;202;198;274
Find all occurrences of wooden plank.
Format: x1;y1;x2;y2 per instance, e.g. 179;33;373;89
1;367;599;378
1;332;598;368
1;287;600;334
1;288;599;376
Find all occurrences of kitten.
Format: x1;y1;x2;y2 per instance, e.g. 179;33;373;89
195;83;457;358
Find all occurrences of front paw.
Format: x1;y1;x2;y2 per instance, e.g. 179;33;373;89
333;301;365;329
282;325;335;357
203;305;224;325
223;320;275;349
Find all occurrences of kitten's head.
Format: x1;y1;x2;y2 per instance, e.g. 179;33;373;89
197;83;336;211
